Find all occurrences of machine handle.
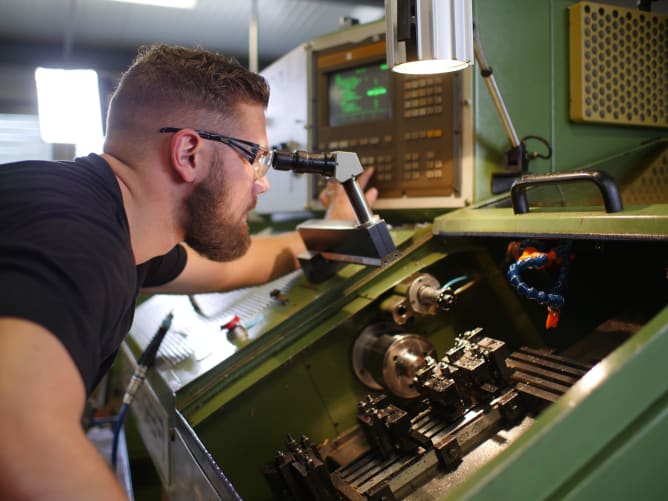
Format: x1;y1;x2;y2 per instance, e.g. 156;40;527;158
510;170;623;214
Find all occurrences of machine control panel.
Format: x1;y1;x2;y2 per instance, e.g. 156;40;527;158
312;36;468;205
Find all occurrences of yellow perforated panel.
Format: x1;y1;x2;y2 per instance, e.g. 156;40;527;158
622;148;668;204
569;2;668;128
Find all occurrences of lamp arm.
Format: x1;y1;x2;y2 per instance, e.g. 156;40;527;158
473;25;521;149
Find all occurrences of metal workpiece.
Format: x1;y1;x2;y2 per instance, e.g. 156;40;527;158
378;334;436;399
352;322;436;399
387;273;476;324
406;273;442;315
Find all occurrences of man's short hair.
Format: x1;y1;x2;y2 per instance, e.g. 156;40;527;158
106;44;270;133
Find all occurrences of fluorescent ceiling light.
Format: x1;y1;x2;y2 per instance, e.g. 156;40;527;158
349;6;385;24
35;67;104;146
106;0;197;8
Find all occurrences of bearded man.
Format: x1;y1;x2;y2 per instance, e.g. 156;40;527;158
0;44;376;499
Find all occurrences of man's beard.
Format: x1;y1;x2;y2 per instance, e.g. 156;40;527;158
183;153;252;262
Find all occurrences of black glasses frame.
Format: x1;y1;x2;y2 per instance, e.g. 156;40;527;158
159;127;271;177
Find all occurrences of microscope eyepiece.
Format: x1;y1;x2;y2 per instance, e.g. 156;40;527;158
271;150;336;177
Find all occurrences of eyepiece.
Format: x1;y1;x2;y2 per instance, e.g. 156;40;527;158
271;150;336;177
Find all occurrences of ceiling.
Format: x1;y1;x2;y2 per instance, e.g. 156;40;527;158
0;0;386;69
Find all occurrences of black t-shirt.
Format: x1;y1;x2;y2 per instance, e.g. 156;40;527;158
0;153;186;394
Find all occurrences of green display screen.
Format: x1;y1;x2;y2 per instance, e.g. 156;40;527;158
328;62;391;127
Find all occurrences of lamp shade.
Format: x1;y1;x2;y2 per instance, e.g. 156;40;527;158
386;0;473;74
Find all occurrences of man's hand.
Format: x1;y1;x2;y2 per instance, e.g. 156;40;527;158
319;167;378;221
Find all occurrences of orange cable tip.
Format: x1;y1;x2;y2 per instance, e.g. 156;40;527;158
545;309;560;329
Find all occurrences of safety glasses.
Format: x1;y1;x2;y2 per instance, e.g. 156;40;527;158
159;127;273;178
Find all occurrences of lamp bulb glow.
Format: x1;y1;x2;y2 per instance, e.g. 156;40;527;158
392;59;471;75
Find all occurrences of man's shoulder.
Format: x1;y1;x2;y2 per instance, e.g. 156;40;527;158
1;155;114;204
1;154;133;276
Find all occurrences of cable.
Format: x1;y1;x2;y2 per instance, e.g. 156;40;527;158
110;310;173;471
521;134;553;160
110;404;130;472
441;275;469;291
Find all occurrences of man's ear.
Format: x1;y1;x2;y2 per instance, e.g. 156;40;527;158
169;128;204;183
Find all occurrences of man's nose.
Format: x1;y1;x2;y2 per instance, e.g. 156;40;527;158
256;174;270;193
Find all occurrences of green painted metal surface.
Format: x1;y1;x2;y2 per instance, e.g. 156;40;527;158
472;0;667;202
433;203;668;241
435;138;668;240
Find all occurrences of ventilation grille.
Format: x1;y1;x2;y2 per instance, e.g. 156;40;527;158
569;2;667;128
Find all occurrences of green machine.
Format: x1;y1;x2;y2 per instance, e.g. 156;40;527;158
122;2;668;499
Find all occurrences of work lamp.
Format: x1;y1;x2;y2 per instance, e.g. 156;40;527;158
385;0;473;75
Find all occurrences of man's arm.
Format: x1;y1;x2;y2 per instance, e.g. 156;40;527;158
0;318;127;500
145;231;306;295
